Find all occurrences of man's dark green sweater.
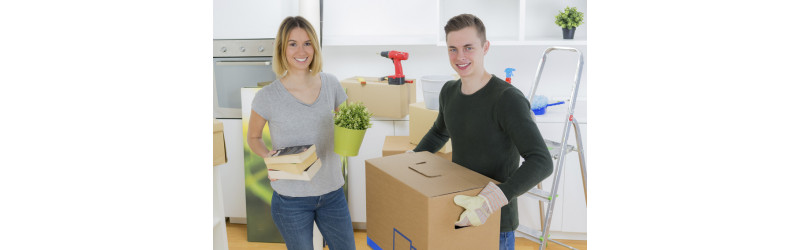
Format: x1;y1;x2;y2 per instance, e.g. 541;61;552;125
414;75;553;232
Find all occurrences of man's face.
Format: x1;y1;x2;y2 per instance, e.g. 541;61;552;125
446;26;488;79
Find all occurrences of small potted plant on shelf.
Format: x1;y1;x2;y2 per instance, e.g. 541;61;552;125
555;6;584;39
333;101;372;156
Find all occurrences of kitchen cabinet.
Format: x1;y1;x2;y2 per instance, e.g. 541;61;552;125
219;119;247;223
322;0;438;45
213;0;299;39
345;118;408;226
213;165;229;250
322;0;586;46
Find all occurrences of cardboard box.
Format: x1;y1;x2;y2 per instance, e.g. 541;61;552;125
366;152;500;250
213;119;227;166
340;76;416;119
382;136;452;161
409;102;452;153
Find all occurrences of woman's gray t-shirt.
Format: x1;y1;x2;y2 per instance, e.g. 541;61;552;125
251;72;347;197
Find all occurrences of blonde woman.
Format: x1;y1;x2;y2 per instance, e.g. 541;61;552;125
247;16;355;250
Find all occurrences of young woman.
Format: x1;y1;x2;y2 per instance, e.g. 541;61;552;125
247;16;355;250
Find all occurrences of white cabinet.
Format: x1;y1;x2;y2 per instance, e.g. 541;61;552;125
322;0;587;46
438;0;587;45
213;165;229;250
213;0;299;39
322;0;438;45
219;119;247;223
345;119;408;225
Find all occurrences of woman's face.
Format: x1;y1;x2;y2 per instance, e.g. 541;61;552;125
285;27;314;72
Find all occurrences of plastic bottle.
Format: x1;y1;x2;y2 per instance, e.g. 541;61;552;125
504;68;516;84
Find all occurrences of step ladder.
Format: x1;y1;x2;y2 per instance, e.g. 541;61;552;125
516;47;587;250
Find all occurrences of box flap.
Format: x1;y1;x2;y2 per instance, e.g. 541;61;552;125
213;119;223;133
366;152;493;198
408;161;443;178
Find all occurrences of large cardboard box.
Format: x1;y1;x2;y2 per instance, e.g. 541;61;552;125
340;76;416;119
382;136;452;161
366;152;500;250
409;102;452;153
213;119;227;166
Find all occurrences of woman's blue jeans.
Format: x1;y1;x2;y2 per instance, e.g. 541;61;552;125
271;187;356;250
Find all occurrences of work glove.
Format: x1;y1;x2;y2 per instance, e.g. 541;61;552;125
454;182;508;227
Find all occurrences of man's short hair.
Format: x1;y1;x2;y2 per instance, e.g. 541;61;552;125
444;14;487;44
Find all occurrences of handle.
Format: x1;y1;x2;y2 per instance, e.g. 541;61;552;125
546;101;565;107
408;161;442;178
215;61;271;66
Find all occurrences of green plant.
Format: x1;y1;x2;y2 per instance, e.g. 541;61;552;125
555;6;584;29
333;101;373;130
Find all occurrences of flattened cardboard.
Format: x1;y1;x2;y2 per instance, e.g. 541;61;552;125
340;76;416;119
409;102;452;153
213;119;227;166
382;136;452;161
366;152;500;250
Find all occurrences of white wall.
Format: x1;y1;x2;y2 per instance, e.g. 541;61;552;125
321;44;588;103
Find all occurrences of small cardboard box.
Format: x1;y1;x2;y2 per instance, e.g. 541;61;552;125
382;136;452;161
409;102;452;153
213;119;227;166
366;152;500;250
340;76;416;119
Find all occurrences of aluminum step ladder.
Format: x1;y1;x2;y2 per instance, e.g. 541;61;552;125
516;47;587;250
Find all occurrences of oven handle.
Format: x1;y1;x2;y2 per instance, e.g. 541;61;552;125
215;61;271;66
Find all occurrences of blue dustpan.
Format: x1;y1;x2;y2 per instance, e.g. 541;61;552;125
531;95;565;115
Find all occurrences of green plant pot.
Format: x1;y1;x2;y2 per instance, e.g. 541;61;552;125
562;27;576;39
334;125;367;156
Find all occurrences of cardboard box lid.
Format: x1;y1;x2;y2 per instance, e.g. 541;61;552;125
366;152;495;198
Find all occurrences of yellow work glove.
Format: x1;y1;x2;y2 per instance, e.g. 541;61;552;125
454;182;508;227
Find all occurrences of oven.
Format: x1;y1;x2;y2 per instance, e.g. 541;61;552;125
213;39;277;118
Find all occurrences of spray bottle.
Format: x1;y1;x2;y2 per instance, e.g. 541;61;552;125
504;68;516;84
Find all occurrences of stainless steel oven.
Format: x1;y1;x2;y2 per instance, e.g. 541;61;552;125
213;39;277;118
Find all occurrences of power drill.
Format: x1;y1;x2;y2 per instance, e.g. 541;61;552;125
379;51;409;85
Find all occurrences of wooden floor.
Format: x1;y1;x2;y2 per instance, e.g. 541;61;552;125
226;222;587;250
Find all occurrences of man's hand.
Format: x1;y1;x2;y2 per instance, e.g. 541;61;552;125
454;182;508;227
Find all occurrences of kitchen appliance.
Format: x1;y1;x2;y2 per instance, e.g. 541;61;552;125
213;39;277;118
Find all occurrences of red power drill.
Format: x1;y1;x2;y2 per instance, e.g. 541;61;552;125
379;50;409;85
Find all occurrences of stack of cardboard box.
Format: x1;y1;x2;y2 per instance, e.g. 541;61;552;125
381;102;454;161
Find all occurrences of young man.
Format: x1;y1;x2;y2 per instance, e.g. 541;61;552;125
413;14;553;250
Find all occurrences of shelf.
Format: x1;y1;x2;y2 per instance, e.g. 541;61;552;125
324;35;437;46
436;38;586;47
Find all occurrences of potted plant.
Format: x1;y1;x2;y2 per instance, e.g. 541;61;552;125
555;6;584;39
333;101;373;156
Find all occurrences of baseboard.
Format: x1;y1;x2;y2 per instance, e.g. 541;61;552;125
547;231;586;240
226;217;366;230
228;217;247;224
352;222;367;230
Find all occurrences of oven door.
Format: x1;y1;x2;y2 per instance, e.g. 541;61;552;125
213;57;276;118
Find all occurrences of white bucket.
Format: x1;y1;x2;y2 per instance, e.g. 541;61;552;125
420;75;453;110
